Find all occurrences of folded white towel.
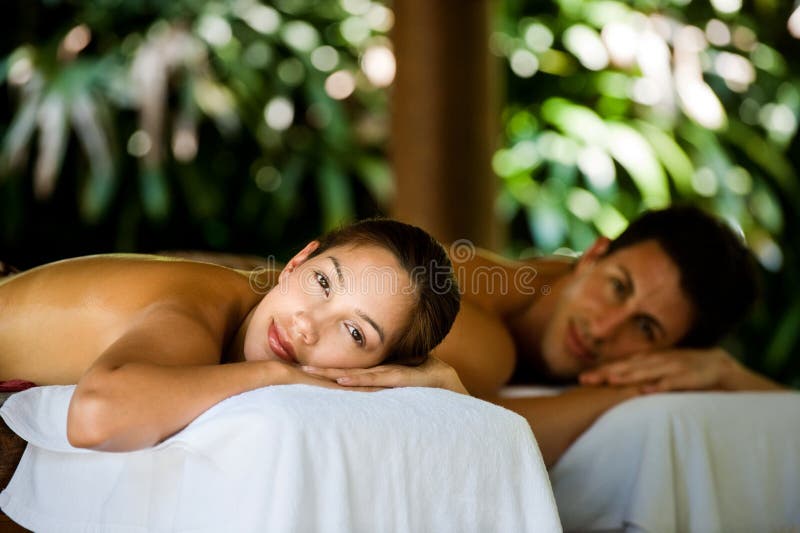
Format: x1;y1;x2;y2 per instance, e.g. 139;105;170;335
1;385;561;533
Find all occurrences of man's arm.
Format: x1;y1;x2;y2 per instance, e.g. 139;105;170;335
486;386;639;468
579;347;786;392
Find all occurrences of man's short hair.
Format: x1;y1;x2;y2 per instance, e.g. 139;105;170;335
606;205;759;347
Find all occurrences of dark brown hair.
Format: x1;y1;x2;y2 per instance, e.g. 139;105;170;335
307;219;461;365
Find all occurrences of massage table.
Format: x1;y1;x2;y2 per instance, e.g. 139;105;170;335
550;391;800;532
502;386;800;532
4;387;799;532
0;385;561;532
0;393;27;532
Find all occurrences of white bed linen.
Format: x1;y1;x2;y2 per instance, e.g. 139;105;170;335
549;392;800;533
0;384;561;533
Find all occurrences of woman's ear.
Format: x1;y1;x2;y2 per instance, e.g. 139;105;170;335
575;237;610;273
279;241;320;282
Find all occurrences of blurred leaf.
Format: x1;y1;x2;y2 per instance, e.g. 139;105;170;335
139;168;170;222
634;120;695;197
541;97;607;145
72;93;116;222
1;80;42;175
356;156;394;208
606;122;670;208
81;166;116;223
763;300;800;373
527;203;567;251
177;168;223;219
593;203;627;239
317;159;353;231
273;155;306;215
724;121;800;205
33;91;69;198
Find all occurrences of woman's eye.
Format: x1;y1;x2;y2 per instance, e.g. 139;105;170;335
315;272;330;296
347;324;364;346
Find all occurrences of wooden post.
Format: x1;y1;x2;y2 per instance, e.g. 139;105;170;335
390;0;499;250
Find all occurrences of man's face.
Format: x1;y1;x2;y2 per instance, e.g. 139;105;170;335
539;239;695;379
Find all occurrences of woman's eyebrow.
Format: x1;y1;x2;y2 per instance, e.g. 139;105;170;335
327;255;385;345
327;256;345;285
356;309;385;344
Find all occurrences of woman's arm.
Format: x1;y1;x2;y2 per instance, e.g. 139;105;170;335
67;304;338;452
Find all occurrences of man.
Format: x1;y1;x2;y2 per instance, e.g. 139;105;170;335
313;206;785;466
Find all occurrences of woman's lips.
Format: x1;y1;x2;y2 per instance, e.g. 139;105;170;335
565;320;595;365
268;320;297;364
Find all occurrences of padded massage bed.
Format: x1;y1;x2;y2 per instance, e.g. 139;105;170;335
4;386;800;532
506;386;800;532
0;392;28;532
0;385;561;532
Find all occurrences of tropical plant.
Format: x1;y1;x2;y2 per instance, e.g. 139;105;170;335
1;0;396;262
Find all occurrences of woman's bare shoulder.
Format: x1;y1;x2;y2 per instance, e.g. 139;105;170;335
0;255;273;384
1;254;273;312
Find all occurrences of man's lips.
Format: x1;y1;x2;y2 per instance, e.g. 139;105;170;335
268;320;297;364
565;320;595;365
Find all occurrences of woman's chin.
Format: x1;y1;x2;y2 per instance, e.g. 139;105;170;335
242;345;273;362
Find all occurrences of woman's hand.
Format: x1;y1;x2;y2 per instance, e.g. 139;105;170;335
301;356;469;395
267;360;383;392
578;347;738;393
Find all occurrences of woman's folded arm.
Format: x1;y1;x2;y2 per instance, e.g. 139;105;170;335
66;304;334;452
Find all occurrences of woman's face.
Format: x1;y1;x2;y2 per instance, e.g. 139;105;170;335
244;242;415;368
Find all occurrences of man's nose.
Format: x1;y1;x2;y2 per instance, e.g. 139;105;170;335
588;307;628;342
292;311;319;345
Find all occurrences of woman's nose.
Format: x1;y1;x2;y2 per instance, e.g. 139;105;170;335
292;311;319;345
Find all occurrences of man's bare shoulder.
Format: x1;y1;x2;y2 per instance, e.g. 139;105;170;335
454;248;573;319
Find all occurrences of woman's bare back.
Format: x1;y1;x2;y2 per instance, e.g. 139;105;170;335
0;255;268;384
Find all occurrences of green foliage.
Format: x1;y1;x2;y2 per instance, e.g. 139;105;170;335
495;0;800;382
1;0;394;263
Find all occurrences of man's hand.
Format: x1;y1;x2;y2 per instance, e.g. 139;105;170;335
578;347;785;392
577;348;733;392
301;356;469;395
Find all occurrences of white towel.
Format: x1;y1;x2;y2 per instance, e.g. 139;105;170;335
1;385;561;533
550;392;800;533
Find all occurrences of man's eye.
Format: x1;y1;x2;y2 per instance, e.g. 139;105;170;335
636;317;656;341
347;324;364;346
610;277;626;297
315;272;330;296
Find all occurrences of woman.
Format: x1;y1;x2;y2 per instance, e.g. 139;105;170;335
0;219;464;451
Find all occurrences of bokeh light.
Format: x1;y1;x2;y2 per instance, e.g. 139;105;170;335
197;15;232;47
241;4;281;34
361;45;395;87
311;45;339;72
62;25;92;55
263;97;294;130
325;70;356;100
